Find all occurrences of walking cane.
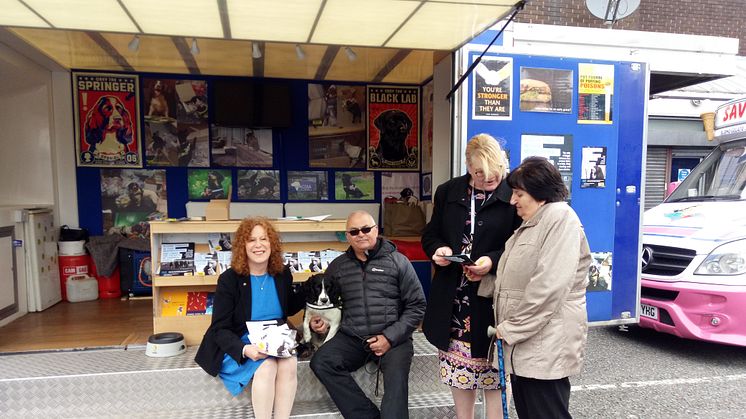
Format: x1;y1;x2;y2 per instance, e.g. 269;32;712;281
488;326;509;419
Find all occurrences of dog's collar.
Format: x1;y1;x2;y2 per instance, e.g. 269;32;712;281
306;303;339;310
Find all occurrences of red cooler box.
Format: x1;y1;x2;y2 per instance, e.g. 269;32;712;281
59;254;90;301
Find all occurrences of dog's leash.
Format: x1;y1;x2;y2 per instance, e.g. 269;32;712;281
347;329;384;397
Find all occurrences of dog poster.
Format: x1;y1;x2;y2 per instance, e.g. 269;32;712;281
188;169;231;200
367;85;420;170
472;56;512;120
587;251;612;292
581;146;607;188
73;72;142;168
578;63;614;124
236;169;280;200
100;169;167;237
288;171;328;201
308;84;366;169
519;67;573;113
334;171;375;200
143;78;209;167
210;125;273;167
422;173;432;199
381;172;420;200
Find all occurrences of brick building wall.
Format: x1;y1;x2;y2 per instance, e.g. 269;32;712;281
516;0;746;55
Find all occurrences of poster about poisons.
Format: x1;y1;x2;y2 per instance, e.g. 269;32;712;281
578;63;614;125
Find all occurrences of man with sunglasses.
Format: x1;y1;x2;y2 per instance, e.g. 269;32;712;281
310;210;426;419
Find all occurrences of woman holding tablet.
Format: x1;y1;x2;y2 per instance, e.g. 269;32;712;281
421;134;521;419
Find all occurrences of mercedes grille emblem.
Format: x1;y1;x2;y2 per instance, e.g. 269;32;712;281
641;246;654;272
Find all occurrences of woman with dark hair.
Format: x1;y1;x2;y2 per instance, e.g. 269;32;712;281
421;133;521;419
195;217;305;419
490;156;591;418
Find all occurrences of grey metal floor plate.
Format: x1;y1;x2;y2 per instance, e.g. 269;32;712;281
0;332;457;418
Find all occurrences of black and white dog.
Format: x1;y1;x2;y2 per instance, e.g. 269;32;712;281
301;273;342;350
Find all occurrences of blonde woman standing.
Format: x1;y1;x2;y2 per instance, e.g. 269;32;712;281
422;134;521;418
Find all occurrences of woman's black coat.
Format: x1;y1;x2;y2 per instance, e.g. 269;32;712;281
195;266;305;376
421;174;521;358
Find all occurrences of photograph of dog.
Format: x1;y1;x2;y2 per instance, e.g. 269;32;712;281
300;273;342;353
335;172;374;200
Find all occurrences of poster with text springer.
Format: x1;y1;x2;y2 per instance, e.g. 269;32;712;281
472;56;512;120
73;72;142;168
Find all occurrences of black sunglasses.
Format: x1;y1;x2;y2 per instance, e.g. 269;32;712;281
347;225;376;236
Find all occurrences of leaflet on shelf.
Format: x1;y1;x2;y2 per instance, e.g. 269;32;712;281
194;252;218;276
217;251;232;273
159;242;195;276
187;291;215;315
160;290;188;316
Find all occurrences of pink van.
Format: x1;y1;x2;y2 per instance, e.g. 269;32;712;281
639;98;746;346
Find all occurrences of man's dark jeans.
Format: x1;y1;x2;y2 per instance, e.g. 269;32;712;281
310;331;414;419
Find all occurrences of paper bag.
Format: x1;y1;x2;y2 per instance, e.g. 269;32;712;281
384;202;426;237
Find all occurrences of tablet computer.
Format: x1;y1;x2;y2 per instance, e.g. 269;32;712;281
441;253;475;265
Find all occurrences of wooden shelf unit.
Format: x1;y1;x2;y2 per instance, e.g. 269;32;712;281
149;219;348;345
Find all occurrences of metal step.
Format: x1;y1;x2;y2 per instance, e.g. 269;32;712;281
107;392;461;419
0;332;472;418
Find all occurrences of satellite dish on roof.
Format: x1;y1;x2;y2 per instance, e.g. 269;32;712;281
586;0;640;25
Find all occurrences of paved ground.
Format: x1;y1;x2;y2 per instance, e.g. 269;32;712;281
566;325;746;418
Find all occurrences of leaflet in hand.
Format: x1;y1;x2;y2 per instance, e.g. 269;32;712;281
246;320;297;358
441;253;475;265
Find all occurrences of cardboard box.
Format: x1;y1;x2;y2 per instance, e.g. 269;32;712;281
205;186;231;220
205;199;230;220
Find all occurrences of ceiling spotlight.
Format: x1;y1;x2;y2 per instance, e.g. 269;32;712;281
252;43;262;59
344;46;357;62
295;44;305;60
190;38;200;55
128;35;140;52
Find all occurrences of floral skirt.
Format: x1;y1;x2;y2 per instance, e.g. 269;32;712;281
439;338;501;390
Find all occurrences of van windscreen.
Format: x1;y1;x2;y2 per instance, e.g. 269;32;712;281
667;143;746;202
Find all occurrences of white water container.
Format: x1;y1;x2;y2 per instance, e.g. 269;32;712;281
66;275;99;302
59;240;86;256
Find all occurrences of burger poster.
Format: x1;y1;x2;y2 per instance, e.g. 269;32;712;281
578;63;614;124
73;72;142;168
472;56;512;120
519;67;573;113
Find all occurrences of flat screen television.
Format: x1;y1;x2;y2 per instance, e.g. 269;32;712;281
212;79;292;128
212;79;254;127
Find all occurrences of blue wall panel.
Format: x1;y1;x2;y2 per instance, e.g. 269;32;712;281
463;52;645;322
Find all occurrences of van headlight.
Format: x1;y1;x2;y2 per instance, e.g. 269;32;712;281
695;240;746;275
